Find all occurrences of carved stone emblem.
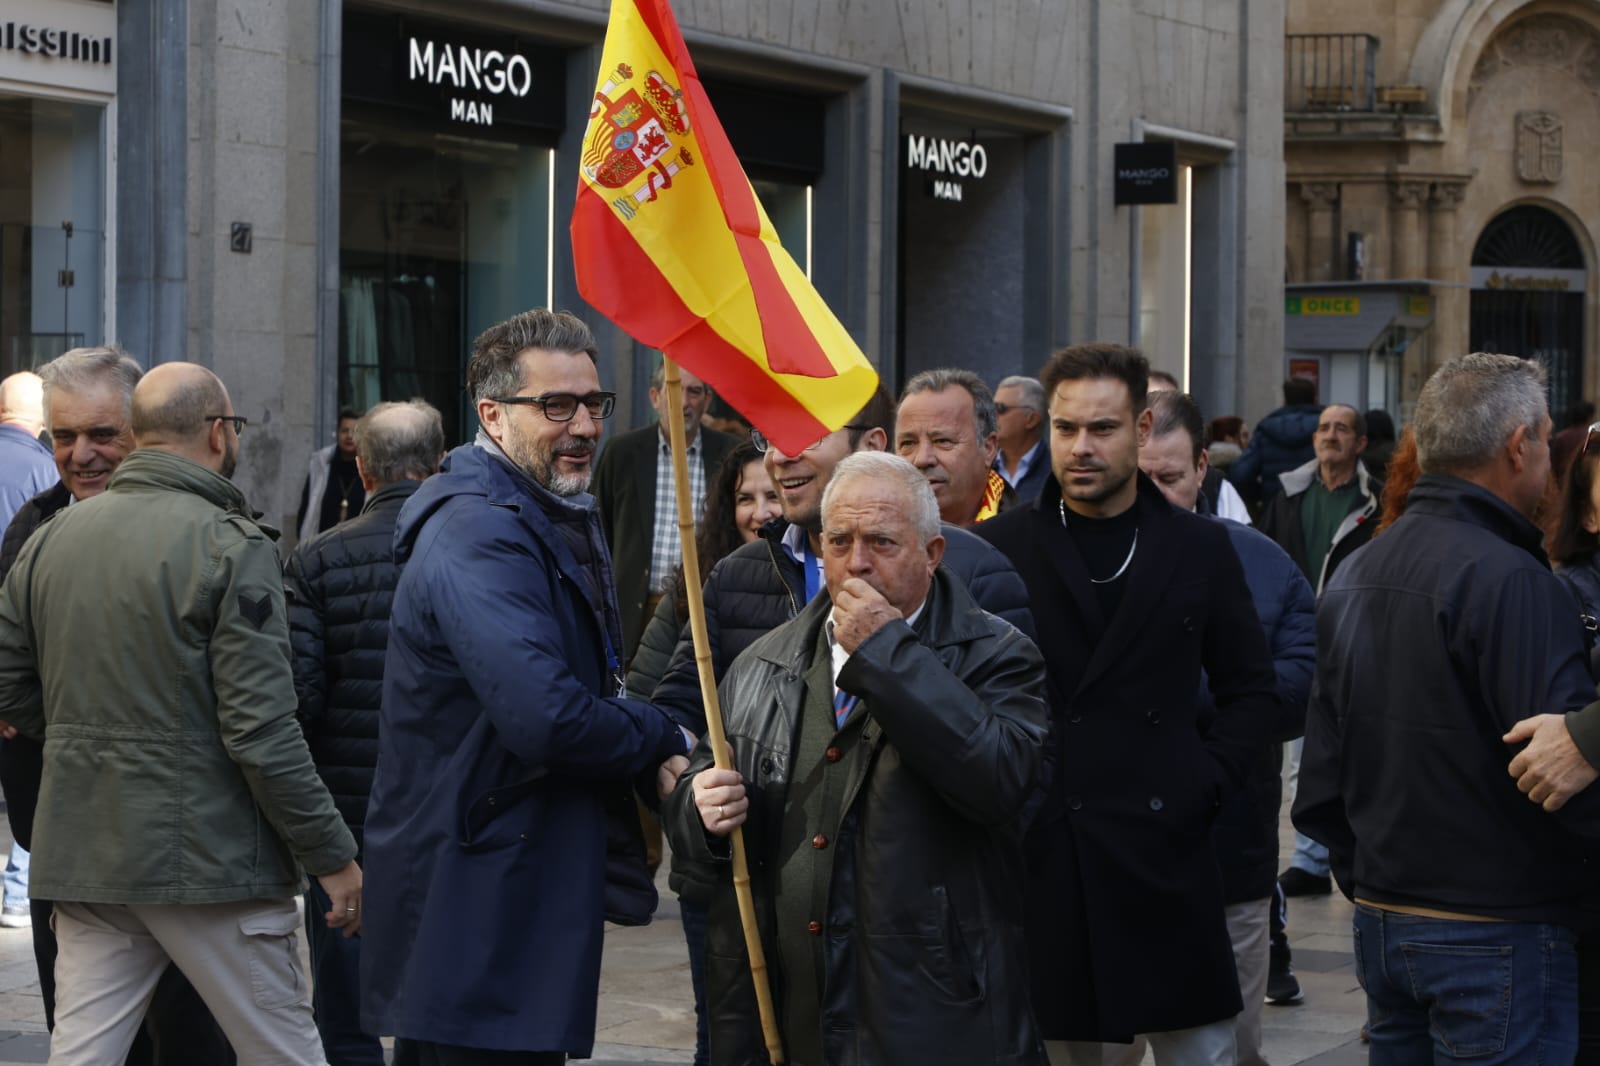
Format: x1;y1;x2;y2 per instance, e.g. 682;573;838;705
1516;111;1563;183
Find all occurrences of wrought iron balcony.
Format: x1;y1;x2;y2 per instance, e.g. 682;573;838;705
1286;33;1378;112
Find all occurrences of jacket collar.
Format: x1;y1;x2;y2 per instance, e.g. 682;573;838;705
1277;455;1378;500
105;449;254;517
360;478;422;515
1401;475;1550;566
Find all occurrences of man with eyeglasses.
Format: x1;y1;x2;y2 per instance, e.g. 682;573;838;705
592;362;736;668
994;374;1051;505
0;348;242;1066
360;309;692;1065
0;362;361;1064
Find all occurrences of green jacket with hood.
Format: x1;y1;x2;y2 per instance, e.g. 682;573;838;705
0;448;356;904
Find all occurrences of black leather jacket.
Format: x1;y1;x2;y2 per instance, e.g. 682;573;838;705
663;569;1049;1065
283;479;420;855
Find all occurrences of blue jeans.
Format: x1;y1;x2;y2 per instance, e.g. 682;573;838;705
4;841;28;908
1289;832;1329;877
681;898;710;1066
1353;904;1578;1065
305;880;384;1066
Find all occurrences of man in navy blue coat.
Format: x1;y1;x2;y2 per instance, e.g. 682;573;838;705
361;310;690;1064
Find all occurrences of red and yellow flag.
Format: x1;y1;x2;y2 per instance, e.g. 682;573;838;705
571;0;879;456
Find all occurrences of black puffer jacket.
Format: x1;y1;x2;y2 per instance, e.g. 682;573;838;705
663;570;1050;1065
283;479;420;855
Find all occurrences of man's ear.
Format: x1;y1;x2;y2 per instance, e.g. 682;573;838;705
981;432;999;466
477;398;505;444
858;426;889;453
356;455;379;494
1197;448;1209;481
1136;407;1154;447
1507;423;1531;473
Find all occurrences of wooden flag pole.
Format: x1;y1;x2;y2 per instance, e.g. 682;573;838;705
661;357;786;1064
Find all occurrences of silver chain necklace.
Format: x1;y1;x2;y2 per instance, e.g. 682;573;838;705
1060;499;1139;584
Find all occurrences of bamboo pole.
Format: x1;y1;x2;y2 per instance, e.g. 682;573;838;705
661;358;785;1064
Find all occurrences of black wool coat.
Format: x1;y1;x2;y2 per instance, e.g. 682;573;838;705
975;473;1280;1041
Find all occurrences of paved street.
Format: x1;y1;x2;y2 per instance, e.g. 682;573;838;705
0;788;1366;1064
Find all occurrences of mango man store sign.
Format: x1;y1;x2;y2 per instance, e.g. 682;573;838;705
342;11;564;142
906;134;989;202
1286;295;1361;316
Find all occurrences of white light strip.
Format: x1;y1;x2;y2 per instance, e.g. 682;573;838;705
547;147;556;309
805;184;813;281
1181;167;1192;389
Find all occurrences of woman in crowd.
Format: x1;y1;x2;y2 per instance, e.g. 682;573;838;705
625;439;779;1066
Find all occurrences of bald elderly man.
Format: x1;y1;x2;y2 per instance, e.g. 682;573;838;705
0;372;55;530
0;363;360;1064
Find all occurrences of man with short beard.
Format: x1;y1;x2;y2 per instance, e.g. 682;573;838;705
360;309;691;1064
976;343;1277;1065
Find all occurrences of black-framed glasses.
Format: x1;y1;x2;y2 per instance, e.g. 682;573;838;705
751;424;869;455
207;415;247;436
492;392;617;422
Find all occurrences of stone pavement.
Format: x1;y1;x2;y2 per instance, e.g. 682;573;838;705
0;785;1366;1064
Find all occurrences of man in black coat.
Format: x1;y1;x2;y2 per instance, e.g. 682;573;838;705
591;362;736;664
975;343;1279;1064
283;399;444;1066
665;452;1049;1066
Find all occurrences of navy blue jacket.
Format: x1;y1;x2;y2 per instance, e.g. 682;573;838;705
1228;403;1321;504
1295;477;1600;926
360;444;686;1054
1207;519;1315;902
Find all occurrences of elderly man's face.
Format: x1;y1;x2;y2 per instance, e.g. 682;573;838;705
650;368;712;444
895;386;998;526
1139;430;1205;512
49;383;136;501
822;476;943;617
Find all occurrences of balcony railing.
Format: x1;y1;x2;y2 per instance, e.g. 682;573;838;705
1286;33;1377;112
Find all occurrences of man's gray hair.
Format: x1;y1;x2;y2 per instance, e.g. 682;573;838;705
39;347;144;425
821;451;941;545
466;310;597;407
997;375;1046;415
901;368;998;442
1414;352;1548;476
358;399;445;484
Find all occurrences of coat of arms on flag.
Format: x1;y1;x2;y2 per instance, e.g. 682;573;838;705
582;64;696;218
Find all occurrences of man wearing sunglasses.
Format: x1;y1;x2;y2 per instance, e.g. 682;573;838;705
361;309;691;1065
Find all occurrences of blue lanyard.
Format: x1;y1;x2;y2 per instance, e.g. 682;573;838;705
802;543;822;604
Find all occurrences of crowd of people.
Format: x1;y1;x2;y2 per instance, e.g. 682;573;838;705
0;317;1596;1066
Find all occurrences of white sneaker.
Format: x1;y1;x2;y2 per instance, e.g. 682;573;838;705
1;903;29;928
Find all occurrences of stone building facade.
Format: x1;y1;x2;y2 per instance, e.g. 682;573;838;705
2;0;1283;534
1285;0;1600;420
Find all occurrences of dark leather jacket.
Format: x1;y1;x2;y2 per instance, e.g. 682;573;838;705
663;569;1050;1065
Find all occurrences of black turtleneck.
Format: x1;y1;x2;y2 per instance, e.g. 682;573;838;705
1060;501;1140;629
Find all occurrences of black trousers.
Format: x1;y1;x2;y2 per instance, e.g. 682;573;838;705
393;1041;565;1066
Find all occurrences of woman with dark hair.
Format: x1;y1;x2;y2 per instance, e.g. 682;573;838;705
624;439;778;1066
1552;430;1600;619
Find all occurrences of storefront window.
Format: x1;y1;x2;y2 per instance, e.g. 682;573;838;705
0;94;106;375
1138;163;1193;384
339;128;553;446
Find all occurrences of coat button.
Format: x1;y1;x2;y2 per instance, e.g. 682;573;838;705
1182;617;1195;632
487;797;496;806
1146;709;1160;724
1150;797;1164;811
812;834;828;850
1067;795;1083;811
1068;714;1082;725
807;920;823;935
824;747;842;763
761;758;776;775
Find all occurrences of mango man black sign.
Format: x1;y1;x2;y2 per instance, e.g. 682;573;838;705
1113;141;1178;205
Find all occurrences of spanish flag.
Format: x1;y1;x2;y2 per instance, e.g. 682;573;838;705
571;0;879;456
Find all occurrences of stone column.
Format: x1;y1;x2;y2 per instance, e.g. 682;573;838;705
1426;180;1471;386
1300;182;1339;282
1390;181;1429;280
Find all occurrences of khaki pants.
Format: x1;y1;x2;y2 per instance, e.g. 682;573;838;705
49;898;327;1066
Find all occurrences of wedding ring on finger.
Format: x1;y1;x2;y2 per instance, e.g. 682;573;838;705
717;804;725;821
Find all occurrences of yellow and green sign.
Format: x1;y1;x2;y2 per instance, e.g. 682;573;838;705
1285;295;1361;316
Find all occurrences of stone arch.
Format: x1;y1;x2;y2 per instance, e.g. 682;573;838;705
1409;0;1600;136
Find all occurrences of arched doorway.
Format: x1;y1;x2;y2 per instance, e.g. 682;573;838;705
1470;205;1588;419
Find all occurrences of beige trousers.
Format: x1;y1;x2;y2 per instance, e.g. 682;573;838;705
49;898;328;1066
